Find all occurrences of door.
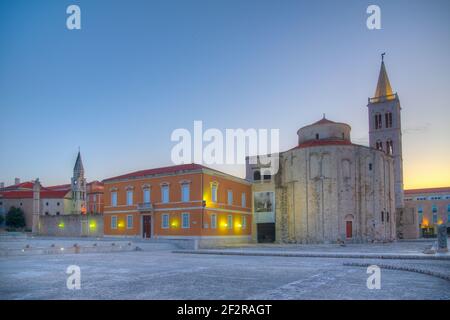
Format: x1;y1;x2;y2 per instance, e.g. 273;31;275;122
257;223;275;243
143;216;151;238
346;221;353;238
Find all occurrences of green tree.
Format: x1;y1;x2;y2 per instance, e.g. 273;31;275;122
5;206;26;228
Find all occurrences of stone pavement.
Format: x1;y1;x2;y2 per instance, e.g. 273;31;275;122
0;237;449;299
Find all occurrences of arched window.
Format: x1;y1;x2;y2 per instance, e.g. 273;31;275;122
315;133;319;140
374;113;382;129
253;170;261;181
376;140;383;151
385;112;393;128
386;139;393;155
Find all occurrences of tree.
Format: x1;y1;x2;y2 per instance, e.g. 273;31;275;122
0;214;4;225
5;206;26;228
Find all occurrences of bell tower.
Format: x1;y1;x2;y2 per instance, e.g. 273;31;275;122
367;54;404;209
71;150;87;214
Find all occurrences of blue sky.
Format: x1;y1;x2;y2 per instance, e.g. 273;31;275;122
1;0;449;188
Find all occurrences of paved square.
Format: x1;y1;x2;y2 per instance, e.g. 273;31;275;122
1;238;449;299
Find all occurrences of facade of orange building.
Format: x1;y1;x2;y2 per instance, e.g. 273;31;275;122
102;164;252;246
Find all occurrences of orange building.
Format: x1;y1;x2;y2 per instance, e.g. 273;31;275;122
86;181;104;214
102;164;252;246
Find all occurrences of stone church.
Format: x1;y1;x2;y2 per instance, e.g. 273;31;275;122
246;57;408;243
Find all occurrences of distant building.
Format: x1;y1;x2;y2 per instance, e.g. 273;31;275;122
404;187;450;237
0;151;103;231
102;163;251;247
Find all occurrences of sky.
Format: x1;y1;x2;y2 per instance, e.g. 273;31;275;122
0;0;449;189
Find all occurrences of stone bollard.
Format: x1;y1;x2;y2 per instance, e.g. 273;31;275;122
437;224;448;253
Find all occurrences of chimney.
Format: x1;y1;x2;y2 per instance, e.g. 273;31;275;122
0;182;4;189
14;178;20;185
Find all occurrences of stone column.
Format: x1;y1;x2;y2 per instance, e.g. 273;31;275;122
437;224;448;253
32;178;41;235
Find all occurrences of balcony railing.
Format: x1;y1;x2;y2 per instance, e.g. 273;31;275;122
137;202;153;211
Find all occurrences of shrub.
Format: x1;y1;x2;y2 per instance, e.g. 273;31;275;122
5;206;26;229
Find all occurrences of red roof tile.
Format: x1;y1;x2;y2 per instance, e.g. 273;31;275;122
0;189;69;199
103;163;210;182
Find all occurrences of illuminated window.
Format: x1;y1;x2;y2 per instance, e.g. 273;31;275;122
211;184;218;202
242;216;247;229
211;214;217;229
182;213;190;229
143;188;150;203
126;190;133;206
227;190;233;205
227;215;233;230
111;192;117;207
181;183;190;202
127;215;133;229
111;216;117;229
162;214;169;229
161;185;169;203
241;193;246;208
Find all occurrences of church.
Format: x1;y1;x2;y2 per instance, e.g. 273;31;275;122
246;57;407;243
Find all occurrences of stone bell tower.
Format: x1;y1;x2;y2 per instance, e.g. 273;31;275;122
367;54;404;209
71;150;87;214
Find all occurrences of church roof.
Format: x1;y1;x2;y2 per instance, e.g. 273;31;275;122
73;151;84;173
372;59;395;102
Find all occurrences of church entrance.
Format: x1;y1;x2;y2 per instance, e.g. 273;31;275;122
346;221;353;238
142;215;152;238
257;223;275;243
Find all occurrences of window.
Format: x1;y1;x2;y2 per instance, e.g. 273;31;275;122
418;210;423;225
433;212;438;224
161;185;169;203
211;184;218;202
211;214;217;229
242;215;247;229
181;183;190;202
386;139;393;155
374;114;382;129
57;202;60;206
182;213;190;228
381;211;384;223
241;193;246;208
375;141;383;151
432;204;437;213
127;215;133;229
46;202;49;206
253;170;261;181
45;212;49;215
111;192;117;207
386;212;390;223
227;190;233;205
143;188;151;203
111;216;117;229
447;204;450;213
162;214;169;229
56;212;60;216
126;190;133;206
263;173;271;180
315;133;319;140
385;112;393;128
227;215;233;230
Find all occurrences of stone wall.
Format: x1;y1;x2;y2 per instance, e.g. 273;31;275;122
37;214;103;237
